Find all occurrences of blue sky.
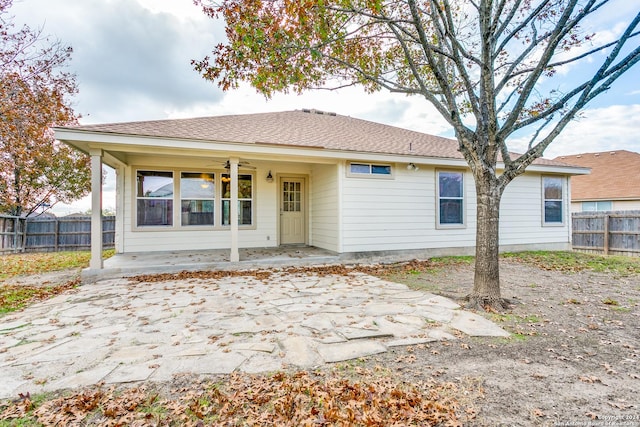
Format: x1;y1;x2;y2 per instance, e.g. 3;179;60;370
10;0;640;214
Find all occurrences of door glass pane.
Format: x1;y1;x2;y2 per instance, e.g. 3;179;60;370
283;181;302;212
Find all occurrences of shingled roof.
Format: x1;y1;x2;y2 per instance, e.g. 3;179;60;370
554;150;640;201
65;109;568;166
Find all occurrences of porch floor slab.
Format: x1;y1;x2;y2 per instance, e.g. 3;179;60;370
90;246;339;280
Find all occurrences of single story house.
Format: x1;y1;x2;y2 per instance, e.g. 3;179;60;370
554;150;640;212
54;109;588;271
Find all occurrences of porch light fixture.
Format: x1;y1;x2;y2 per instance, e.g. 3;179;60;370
407;163;419;171
266;170;274;183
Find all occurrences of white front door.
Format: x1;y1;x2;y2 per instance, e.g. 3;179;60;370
280;178;305;245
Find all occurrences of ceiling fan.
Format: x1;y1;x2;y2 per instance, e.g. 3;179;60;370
222;160;256;170
204;158;256;170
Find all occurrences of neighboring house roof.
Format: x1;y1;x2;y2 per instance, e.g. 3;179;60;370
554;150;640;201
59;109;573;168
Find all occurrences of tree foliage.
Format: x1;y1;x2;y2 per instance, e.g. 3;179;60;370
194;0;640;309
0;0;89;217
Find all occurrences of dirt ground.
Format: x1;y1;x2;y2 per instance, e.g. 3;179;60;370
370;259;640;426
2;258;639;426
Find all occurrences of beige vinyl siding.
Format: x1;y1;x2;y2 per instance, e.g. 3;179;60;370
613;200;640;211
340;166;477;252
310;164;339;252
499;174;571;245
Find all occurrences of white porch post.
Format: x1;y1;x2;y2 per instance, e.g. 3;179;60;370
90;149;103;270
229;157;240;262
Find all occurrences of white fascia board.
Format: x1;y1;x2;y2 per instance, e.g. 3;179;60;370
521;164;590;175
54;128;587;175
54;129;470;167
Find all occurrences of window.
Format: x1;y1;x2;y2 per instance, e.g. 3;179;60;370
582;201;612;212
543;176;564;224
349;162;392;176
221;174;253;226
181;172;214;226
437;171;464;226
136;171;173;226
283;180;302;212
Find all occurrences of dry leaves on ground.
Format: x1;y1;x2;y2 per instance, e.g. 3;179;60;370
1;369;472;426
127;259;466;284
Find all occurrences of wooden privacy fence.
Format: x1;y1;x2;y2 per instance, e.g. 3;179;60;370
0;216;26;254
572;211;640;256
0;215;115;253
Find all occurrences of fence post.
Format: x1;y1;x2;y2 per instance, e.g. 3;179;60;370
603;214;609;255
54;218;60;252
12;217;18;253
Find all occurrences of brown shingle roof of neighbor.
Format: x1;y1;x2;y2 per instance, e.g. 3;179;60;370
554;150;640;200
68;109;565;166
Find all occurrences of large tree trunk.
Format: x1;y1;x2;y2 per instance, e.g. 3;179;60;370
467;172;509;311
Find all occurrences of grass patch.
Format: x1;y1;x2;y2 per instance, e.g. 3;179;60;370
430;255;474;265
0;250;114;280
490;313;541;324
0;250;114;315
0;282;78;315
501;251;640;275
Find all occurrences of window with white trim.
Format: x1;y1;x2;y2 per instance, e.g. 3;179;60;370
437;171;464;226
348;162;392;176
221;173;253;226
543;176;564;224
136;171;173;226
581;201;612;212
181;172;214;226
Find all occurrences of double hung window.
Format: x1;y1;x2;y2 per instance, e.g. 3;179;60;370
221;174;253;226
181;172;215;226
136;171;173;226
543;176;564;224
437;171;464;226
135;169;253;228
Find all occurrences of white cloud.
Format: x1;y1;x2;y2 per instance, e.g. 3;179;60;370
508;104;640;158
12;0;225;124
8;0;639;214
